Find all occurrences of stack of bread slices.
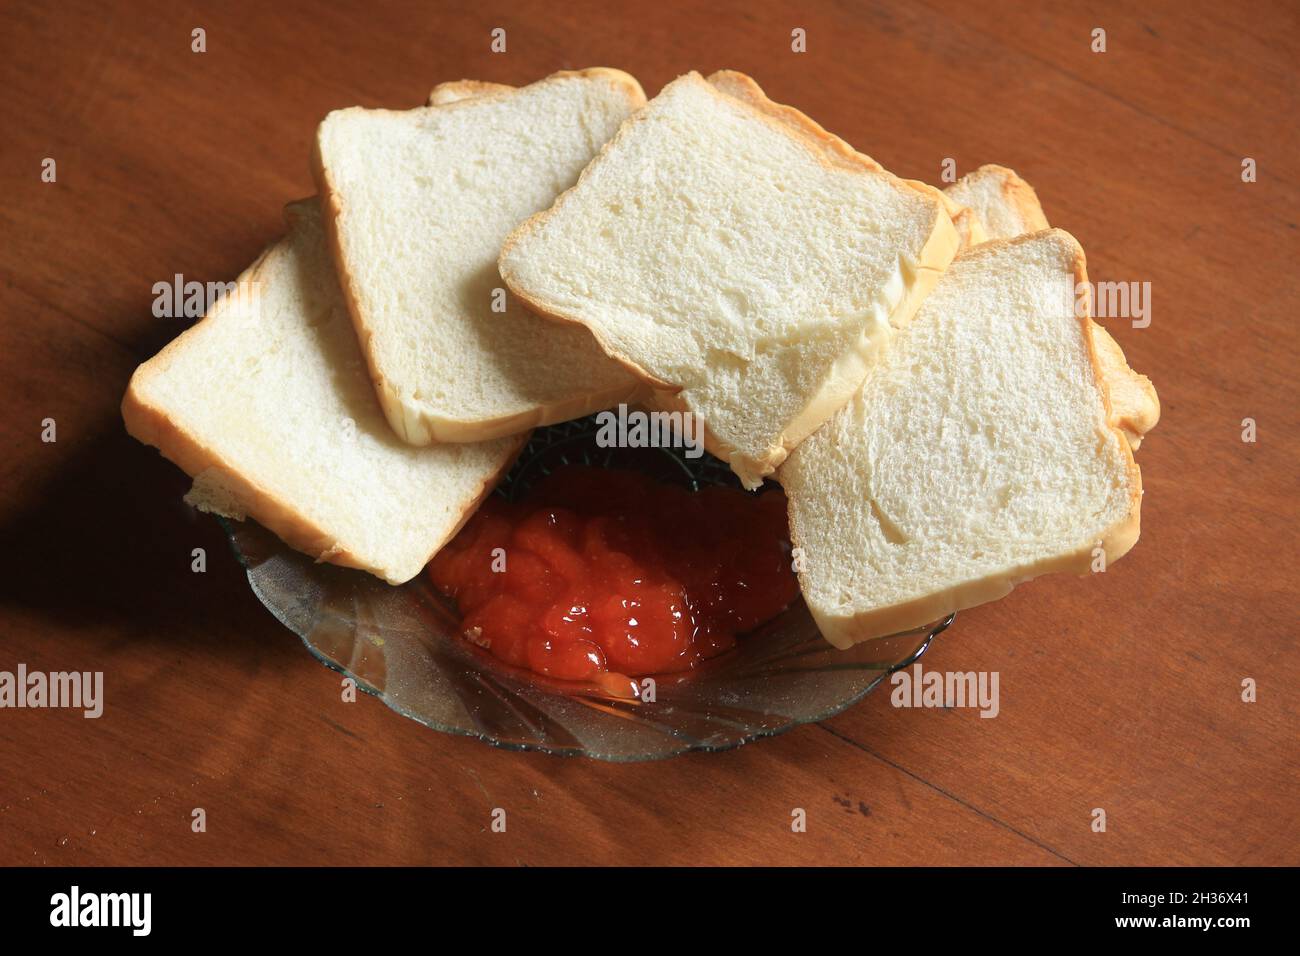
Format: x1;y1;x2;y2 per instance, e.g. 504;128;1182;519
123;68;1157;649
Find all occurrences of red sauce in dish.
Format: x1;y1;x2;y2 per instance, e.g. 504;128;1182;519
428;465;799;681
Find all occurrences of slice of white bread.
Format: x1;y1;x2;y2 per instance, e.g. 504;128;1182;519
779;230;1143;648
944;164;1160;449
122;200;526;585
499;70;960;489
313;68;648;446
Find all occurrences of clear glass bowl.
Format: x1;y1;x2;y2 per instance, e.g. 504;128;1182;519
223;418;955;761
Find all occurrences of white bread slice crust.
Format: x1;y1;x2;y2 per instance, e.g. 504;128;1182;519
945;164;1050;240
122;200;526;585
779;230;1143;648
1089;324;1160;449
944;164;1160;449
313;68;649;446
500;70;960;489
427;80;514;106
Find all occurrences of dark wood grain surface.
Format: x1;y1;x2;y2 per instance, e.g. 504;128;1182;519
1;0;1296;866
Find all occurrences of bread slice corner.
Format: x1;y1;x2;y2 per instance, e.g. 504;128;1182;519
946;164;1050;241
426;79;515;106
1089;322;1161;449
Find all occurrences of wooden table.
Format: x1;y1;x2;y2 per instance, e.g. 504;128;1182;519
2;0;1296;867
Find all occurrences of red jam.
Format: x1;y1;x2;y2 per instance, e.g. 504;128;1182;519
428;465;798;680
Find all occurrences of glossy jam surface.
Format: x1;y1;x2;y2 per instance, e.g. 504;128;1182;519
428;466;799;680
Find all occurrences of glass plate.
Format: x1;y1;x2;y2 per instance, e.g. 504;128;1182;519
222;417;955;762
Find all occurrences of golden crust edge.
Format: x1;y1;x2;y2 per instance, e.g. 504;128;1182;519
426;80;515;106
982;163;1052;232
949;163;1051;235
1090;323;1161;448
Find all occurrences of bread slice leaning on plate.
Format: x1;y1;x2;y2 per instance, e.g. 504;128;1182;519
313;68;648;447
779;230;1143;648
122;200;526;585
500;69;960;489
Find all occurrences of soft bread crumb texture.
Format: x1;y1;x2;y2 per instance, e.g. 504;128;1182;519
315;69;647;444
944;164;1159;449
122;200;524;584
780;230;1141;646
500;70;957;488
